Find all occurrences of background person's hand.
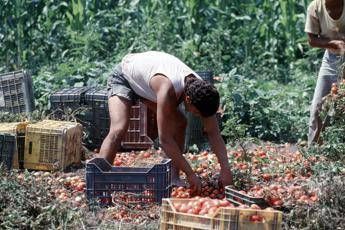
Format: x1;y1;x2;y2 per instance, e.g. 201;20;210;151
329;40;345;55
187;173;202;195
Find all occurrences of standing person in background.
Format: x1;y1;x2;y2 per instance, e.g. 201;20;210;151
100;51;233;194
305;0;345;146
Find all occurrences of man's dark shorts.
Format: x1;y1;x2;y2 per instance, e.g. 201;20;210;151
107;64;138;102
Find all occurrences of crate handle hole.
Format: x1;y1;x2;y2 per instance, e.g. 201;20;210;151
29;142;32;154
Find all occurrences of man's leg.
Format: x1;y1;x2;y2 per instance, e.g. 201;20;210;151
100;96;132;164
308;51;339;146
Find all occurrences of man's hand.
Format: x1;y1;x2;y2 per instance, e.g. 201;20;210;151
220;167;233;187
187;173;202;195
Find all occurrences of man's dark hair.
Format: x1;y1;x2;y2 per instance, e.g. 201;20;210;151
184;76;219;117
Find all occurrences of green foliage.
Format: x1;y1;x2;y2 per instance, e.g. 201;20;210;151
218;66;313;143
0;0;321;142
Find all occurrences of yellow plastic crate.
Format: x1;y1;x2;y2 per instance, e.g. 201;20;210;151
0;122;28;169
160;198;282;230
24;120;82;171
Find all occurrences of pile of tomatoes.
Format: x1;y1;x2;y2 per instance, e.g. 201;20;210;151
112;150;164;167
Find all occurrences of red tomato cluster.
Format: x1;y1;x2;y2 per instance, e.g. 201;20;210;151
173;197;234;216
171;181;225;199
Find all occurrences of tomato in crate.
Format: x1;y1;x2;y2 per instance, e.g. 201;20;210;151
160;198;282;230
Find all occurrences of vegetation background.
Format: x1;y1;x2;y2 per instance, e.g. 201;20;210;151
1;1;345;229
0;0;323;143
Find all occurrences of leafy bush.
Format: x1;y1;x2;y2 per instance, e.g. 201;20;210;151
218;66;313;143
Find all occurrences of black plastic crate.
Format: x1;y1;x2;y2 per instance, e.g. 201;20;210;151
0;133;16;170
84;88;158;150
225;186;268;208
184;71;214;151
84;88;109;148
50;86;91;121
0;70;34;114
86;157;172;205
0;122;27;169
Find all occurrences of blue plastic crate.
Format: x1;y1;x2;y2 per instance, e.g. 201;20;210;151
0;133;16;170
86;157;172;205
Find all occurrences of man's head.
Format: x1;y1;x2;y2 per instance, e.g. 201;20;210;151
184;75;219;117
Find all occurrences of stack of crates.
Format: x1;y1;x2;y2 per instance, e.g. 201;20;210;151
84;87;158;150
160;198;283;230
0;70;35;114
24;120;82;171
184;71;214;151
0;122;27;169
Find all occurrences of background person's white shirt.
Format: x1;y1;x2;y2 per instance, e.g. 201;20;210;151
305;0;345;54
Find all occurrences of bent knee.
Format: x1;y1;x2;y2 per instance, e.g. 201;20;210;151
107;127;127;141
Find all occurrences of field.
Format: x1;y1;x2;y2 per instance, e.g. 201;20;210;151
1;0;345;229
1;141;344;229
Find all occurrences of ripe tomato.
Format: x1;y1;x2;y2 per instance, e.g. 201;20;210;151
114;159;122;166
143;152;151;158
249;214;264;222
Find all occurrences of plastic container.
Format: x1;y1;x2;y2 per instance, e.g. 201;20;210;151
225;187;268;208
86;157;172;206
0;70;34;114
160;198;282;230
0;133;16;170
84;88;158;150
24;120;82;171
50;86;91;119
184;71;214;151
0;122;27;169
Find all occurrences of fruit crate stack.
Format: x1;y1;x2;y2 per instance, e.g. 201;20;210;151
50;87;158;150
159;198;282;230
0;70;35;114
86;157;172;206
184;71;215;151
84;87;158;150
0;122;27;169
24;120;82;171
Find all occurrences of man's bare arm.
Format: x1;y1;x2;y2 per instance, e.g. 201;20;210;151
151;75;202;193
203;115;233;186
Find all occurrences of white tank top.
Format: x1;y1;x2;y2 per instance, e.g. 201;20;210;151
121;51;202;102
